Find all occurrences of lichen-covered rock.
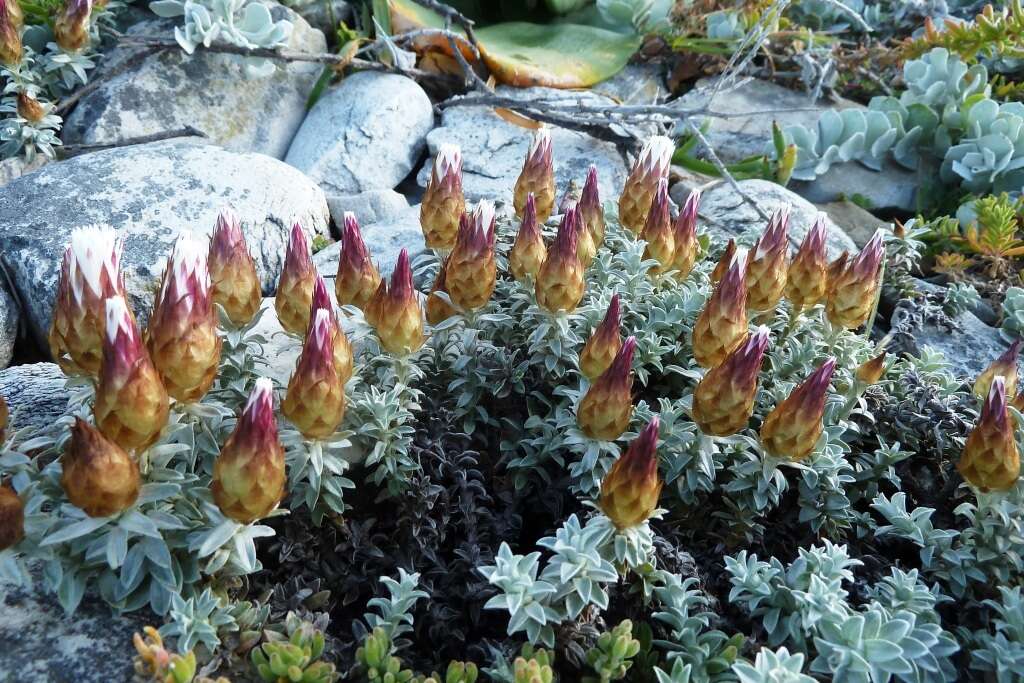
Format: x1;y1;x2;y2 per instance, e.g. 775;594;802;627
0;138;329;347
62;4;326;159
417;86;628;205
285;72;434;195
0;282;17;369
700;179;855;258
0;363;70;433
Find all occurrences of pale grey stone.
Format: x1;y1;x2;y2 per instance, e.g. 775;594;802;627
816;200;891;249
285;72;434;194
700;179;855;259
892;299;1007;380
0;138;330;349
0;155;47;187
63;4;325;159
0;281;17;369
326;189;410;226
417;85;628;206
591;63;668;106
793;160;918;214
0;363;70;434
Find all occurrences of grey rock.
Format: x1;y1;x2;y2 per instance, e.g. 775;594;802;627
816;200;890;248
0;282;17;369
286;72;434;194
0;569;148;683
678;77;918;212
700;179;855;259
287;0;351;37
314;203;425;282
669;168;717;207
63;4;326;159
892;301;1007;380
0;155;47;187
417;86;628;205
0;138;330;349
590;63;668;106
0;363;70;434
327;189;410;226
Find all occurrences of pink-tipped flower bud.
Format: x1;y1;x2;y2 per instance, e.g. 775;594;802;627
571;200;598;268
54;0;92;52
826;230;885;329
276;223;318;336
310;274;353;385
212;378;286;523
49;226;127;376
641;178;675;275
147;233;222;403
366;250;427;356
208;208;262;327
426;256;458;326
578;165;605;246
283;308;346;439
446;202;497;312
760;357;837;460
535;206;585;313
672;189;701;281
96;296;169;452
786;215;828;312
579;294;622;380
578;336;637;441
746;206;790;312
693;326;770;436
856;350;888;386
421;144;466;250
974;341;1022;401
693;250;749;368
710;239;737;286
514;129;555;224
510;193;547;283
335;212;381;311
959;376;1021;492
619;136;674;233
599;416;662;530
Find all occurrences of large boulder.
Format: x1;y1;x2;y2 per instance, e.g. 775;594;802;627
285;72;434;195
700;179;856;258
0;363;70;434
63;4;326;159
417;86;628;205
678;78;918;212
0;138;329;349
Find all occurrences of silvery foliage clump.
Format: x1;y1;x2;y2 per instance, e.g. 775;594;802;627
777;48;1024;195
1001;286;1024;341
971;586;1024;681
725;542;960;682
733;647;815;683
356;568;428;644
941;282;980;318
149;0;293;77
653;573;741;682
596;0;673;33
478;512;652;647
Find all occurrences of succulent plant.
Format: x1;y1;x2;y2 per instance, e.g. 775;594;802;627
251;620;338;683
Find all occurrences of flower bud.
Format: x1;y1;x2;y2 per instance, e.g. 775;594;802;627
514;129;555;224
693;251;749;368
826;250;849;294
509;193;547;283
17;92;44;123
275;223;318;336
599;416;662;530
208;208;261;327
48;226;127;376
619;136;673;233
426;257;458;325
558;181;581;215
579;165;605;245
826;230;884;329
856;351;888;386
212;378;286;523
693;326;770;436
0;480;23;550
746;207;790;312
62;417;140;517
710;239;737;286
54;0;92;52
335;212;382;311
0;392;7;443
147;233;222;402
640;179;675;275
283;308;346;439
760;357;836;460
0;0;23;66
446;202;497;311
958;376;1020;492
672;189;700;280
535;206;585;313
578;337;636;441
96;296;169;452
785;214;828;312
572;200;598;268
420;144;465;250
369;250;426;356
974;341;1022;401
310;274;353;385
579;294;622;381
